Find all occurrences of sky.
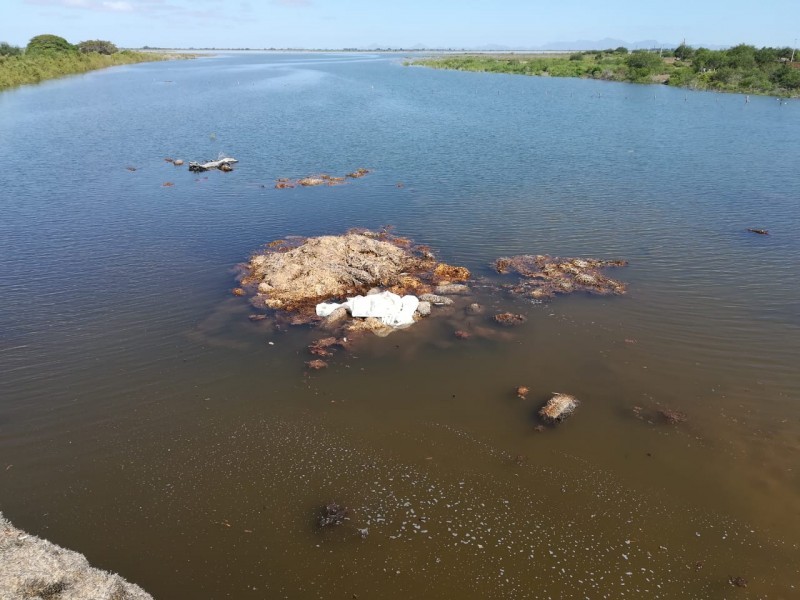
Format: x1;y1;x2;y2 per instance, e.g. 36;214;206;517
3;0;798;50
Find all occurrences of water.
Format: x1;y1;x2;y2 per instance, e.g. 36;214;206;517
1;52;799;598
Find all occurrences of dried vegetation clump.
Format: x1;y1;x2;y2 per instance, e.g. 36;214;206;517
0;512;152;600
538;393;579;423
495;255;627;300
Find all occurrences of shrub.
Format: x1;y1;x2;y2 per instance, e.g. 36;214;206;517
26;34;75;55
77;40;118;55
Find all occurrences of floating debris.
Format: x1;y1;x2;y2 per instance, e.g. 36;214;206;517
275;169;370;189
495;254;627;300
318;502;349;528
308;337;341;358
188;157;238;172
162;182;174;187
746;228;768;235
539;393;579;423
173;159;184;166
658;409;687;425
231;288;246;297
516;386;530;399
454;330;471;340
125;166;137;172
274;179;295;189
729;576;748;588
164;157;174;163
494;312;527;326
306;359;328;370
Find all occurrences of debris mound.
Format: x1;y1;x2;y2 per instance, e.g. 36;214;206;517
241;230;442;314
539;393;579;423
495;255;627;299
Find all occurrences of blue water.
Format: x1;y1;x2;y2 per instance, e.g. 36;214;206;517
1;52;799;598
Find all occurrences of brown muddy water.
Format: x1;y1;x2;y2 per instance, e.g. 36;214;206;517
1;52;799;598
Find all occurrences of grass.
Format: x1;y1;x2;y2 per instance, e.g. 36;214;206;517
411;51;800;98
0;50;183;91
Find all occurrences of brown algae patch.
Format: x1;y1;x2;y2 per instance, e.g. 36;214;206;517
274;168;370;189
494;254;628;299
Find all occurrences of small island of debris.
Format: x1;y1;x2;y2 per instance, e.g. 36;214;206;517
495;255;627;299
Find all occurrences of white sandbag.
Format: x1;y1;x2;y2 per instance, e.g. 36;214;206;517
315;291;419;328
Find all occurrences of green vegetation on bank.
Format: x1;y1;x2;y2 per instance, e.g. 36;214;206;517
412;44;800;97
0;34;180;91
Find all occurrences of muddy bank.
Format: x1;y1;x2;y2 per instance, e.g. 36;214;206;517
0;512;152;600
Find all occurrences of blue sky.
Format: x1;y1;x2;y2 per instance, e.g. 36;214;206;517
3;0;798;49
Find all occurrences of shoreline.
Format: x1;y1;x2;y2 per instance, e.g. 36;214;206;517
411;53;800;99
0;51;193;92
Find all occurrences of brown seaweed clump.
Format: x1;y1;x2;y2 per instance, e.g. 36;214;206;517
494;255;627;300
516;386;530;399
240;229;451;317
433;263;471;282
539;393;579;423
275;169;369;189
494;312;527;326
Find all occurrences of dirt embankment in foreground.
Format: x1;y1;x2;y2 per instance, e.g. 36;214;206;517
0;512;152;600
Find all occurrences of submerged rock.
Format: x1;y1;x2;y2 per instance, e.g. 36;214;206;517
465;303;484;315
419;293;454;306
0;512;152;600
539;393;579;423
416;301;431;317
435;283;470;296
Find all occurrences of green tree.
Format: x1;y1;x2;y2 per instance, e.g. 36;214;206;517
774;65;800;89
26;34;75;54
674;43;695;60
77;40;118;55
614;46;628;54
724;44;756;69
0;42;22;56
